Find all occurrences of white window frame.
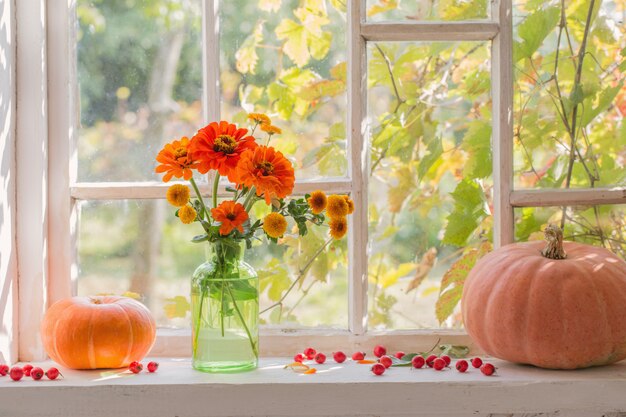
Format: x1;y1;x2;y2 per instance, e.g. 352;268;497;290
11;0;626;361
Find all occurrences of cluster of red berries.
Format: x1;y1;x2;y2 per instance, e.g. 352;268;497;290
370;345;497;377
128;361;159;374
1;364;61;381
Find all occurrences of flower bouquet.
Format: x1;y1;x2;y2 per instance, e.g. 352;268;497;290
155;114;353;372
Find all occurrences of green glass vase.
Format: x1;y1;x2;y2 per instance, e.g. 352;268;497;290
191;240;259;373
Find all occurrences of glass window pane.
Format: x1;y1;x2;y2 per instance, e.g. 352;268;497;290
515;205;626;260
367;42;492;330
366;0;489;22
513;1;626;189
220;0;348;180
77;199;348;329
77;1;203;182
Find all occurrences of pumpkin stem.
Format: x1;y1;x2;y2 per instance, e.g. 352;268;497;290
541;224;567;260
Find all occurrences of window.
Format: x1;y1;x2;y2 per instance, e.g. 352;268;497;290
9;0;624;360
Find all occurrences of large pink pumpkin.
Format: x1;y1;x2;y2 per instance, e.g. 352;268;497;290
462;225;626;369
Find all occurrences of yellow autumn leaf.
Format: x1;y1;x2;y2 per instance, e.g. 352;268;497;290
379;262;417;288
367;0;398;16
235;21;264;74
163;296;191;319
121;291;141;300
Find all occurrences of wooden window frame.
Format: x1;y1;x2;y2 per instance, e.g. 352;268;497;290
11;0;624;360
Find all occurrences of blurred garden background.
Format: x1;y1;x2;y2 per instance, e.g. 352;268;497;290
76;0;625;329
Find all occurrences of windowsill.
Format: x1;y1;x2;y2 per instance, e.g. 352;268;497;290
3;358;626;416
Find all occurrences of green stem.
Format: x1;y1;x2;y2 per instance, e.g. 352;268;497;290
226;283;258;358
189;177;208;221
192;287;207;358
212;172;220;209
243;186;257;211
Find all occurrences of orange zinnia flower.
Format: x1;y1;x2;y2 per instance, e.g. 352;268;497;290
155;136;199;182
210;200;249;236
189;121;257;181
235;146;295;204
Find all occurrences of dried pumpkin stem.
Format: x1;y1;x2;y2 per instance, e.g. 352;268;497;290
541;224;567;260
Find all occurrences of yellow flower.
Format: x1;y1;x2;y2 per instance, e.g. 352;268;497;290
248;113;271;126
263;212;288;238
326;195;349;219
166;184;191;207
260;124;282;135
307;190;327;215
178;204;197;224
329;217;348;240
343;195;355;215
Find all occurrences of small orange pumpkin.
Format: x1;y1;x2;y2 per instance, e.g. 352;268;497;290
41;296;156;369
462;225;626;369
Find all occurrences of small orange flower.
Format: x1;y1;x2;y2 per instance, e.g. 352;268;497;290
343;195;355;215
189;121;257;181
235;146;295;204
260;124;282;135
155;136;199;182
326;195;349;219
211;200;249;236
329;217;348;240
307;190;327;214
248;113;271;126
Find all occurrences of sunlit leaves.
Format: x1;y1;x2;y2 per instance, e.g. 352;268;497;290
461;121;492;180
513;6;559;62
235;21;264;74
442;180;488;246
435;241;491;324
259;259;291;302
275;3;331;67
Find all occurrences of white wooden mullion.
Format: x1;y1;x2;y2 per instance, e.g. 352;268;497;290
152;328;474;357
348;0;368;336
202;0;220;124
15;0;49;362
510;187;626;207
47;3;77;308
491;0;515;247
70;179;353;200
361;21;499;42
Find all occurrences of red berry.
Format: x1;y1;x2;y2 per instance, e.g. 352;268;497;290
411;355;425;369
147;361;159;373
471;357;483;368
314;353;326;364
10;367;23;381
22;364;33;377
425;354;438;368
31;367;44;380
379;355;393;368
456;360;469;373
0;364;9;376
433;358;446;371
371;363;385;376
333;351;346;363
351;351;365;361
480;363;496;376
394;351;405;359
129;361;143;374
294;353;305;363
303;348;316;360
373;345;386;358
441;355;451;366
45;367;61;380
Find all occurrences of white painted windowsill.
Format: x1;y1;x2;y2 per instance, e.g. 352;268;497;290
2;358;626;417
